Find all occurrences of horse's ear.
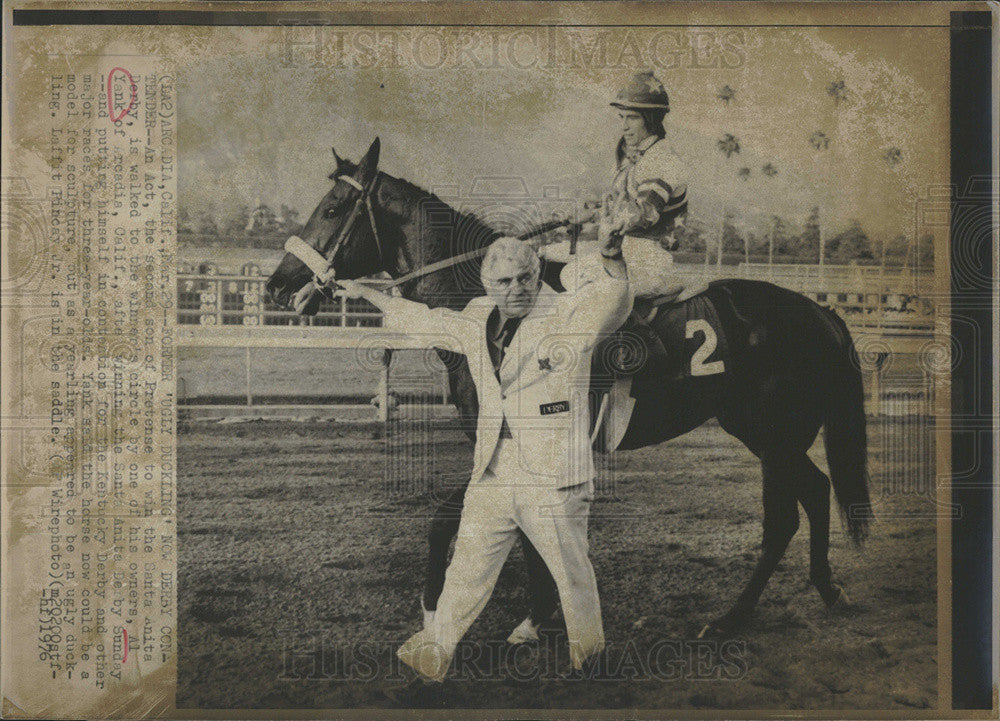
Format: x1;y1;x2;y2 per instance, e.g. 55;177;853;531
331;147;354;175
355;137;380;188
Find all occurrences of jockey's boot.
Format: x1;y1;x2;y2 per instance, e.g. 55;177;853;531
622;300;667;373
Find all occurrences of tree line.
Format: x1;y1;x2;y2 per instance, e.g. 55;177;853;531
673;207;934;267
178;203;304;249
179;201;932;268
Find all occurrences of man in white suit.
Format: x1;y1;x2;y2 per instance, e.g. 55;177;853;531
336;229;632;682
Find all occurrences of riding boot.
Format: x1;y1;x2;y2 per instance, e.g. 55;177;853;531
621;301;667;373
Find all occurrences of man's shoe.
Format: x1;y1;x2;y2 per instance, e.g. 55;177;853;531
507;616;541;645
555;648;606;682
397;633;449;681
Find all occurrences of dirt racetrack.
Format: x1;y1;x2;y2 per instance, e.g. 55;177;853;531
177;418;937;710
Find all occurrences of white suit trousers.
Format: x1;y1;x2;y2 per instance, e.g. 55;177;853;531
397;438;605;681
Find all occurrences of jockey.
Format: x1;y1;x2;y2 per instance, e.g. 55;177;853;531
604;70;687;299
547;70;687;301
547;71;685;378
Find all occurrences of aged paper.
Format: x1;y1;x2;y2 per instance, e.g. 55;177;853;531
1;2;995;717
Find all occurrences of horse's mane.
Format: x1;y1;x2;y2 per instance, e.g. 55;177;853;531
331;153;498;258
378;171;499;253
374;170;499;309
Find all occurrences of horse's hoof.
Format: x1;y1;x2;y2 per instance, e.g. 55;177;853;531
697;622;728;640
825;585;850;609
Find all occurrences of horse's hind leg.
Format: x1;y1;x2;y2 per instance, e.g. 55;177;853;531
701;458;800;638
422;485;466;621
521;533;559;621
797;455;846;607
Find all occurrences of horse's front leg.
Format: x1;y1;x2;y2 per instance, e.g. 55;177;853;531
700;457;800;638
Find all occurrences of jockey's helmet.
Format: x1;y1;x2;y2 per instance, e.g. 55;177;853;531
610;71;670;111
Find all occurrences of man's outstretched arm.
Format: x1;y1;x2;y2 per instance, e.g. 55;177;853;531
334;279;475;353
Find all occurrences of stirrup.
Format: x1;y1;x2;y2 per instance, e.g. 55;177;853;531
506;616;541;644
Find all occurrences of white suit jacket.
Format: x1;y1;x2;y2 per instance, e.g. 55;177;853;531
381;269;632;493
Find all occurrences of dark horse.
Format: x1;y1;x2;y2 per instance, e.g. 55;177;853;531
265;138;872;638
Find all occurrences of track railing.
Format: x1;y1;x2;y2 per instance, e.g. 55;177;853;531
177;263;936;331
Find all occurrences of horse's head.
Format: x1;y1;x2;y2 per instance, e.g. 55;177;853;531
265;138;385;307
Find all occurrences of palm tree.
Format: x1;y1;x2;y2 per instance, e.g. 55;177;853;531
737;166;751;181
827;79;848;104
883;147;902;166
717;84;735;104
809;131;830;150
717;133;741;159
762;162;778;177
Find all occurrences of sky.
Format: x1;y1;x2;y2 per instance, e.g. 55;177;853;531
177;24;950;241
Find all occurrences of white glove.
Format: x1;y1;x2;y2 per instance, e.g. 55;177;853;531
293;282;318;315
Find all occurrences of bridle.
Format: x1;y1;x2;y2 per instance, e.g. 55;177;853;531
320;173;385;276
286;174;579;293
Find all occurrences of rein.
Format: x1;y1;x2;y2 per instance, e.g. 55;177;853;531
380;217;574;291
286;213;577;293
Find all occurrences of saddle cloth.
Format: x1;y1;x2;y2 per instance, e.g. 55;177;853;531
590;286;730;452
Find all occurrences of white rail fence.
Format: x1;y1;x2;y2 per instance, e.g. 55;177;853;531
175;262;941;419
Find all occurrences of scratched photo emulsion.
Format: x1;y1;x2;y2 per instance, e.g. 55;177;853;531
2;2;988;718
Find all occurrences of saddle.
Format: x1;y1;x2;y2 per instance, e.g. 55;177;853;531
592;281;710;378
589;280;712;452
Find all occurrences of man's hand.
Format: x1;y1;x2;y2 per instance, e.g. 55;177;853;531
335;279;396;312
595;201;629;280
294;272;377;315
334;278;368;299
597;216;626;257
598;200;641;257
293;282;323;316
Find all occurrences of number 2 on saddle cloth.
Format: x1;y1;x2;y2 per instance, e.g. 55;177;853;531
586;284;746;451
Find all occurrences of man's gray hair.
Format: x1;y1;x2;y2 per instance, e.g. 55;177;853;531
481;236;540;284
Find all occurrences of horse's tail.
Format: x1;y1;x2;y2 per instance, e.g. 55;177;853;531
822;310;872;546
